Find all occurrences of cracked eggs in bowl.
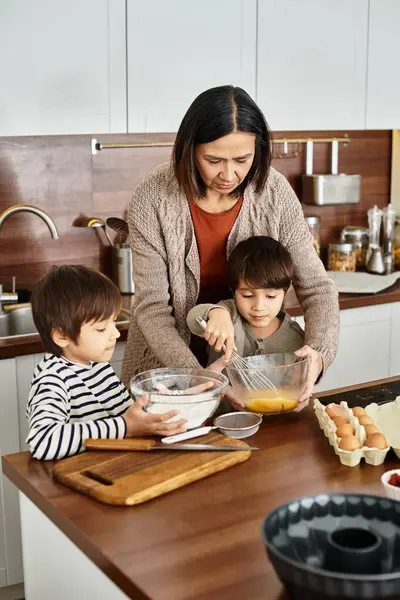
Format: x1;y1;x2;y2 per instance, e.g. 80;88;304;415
227;353;311;415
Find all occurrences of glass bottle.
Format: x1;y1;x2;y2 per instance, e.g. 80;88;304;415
394;217;400;270
366;205;383;264
305;216;320;256
382;205;396;274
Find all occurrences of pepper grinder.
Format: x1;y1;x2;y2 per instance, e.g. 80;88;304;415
382;204;396;274
366;205;383;269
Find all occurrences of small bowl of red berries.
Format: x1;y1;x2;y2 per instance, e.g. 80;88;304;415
381;469;400;501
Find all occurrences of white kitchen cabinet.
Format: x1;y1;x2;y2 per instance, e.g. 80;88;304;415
0;0;126;136
389;302;400;377
256;0;368;130
15;354;43;453
109;342;126;378
366;0;400;129
295;303;393;392
126;0;257;132
0;359;23;588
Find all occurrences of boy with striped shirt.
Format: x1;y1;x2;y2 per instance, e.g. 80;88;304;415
26;265;186;460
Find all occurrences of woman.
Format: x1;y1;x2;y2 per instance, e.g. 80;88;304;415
121;85;339;408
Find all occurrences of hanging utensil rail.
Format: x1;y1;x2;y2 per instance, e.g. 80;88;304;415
91;135;350;154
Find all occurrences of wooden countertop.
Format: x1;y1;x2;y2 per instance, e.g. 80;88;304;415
3;377;400;600
2;280;400;359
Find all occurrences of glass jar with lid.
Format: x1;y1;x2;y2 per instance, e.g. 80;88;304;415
328;242;356;272
305;216;320;256
340;226;369;270
394;216;400;270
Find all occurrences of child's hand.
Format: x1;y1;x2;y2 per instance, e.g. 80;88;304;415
205;308;237;361
123;396;187;437
207;358;245;411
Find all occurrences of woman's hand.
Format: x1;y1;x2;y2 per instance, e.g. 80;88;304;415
293;345;323;411
204;308;237;361
123;396;187;437
224;386;245;410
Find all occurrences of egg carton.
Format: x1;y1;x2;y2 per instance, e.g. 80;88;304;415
314;398;390;467
365;396;400;459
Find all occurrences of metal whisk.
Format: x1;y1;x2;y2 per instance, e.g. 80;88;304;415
195;317;277;391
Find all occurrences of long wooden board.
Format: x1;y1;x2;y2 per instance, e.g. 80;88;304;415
52;433;252;506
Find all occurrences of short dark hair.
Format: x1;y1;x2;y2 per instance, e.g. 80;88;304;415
173;85;272;200
227;236;293;292
31;265;121;356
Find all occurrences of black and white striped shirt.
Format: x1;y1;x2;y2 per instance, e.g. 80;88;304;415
26;354;132;460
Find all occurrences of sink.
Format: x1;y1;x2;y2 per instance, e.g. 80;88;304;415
0;306;130;339
0;307;36;337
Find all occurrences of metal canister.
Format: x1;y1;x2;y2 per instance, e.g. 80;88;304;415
340;226;369;269
112;244;135;295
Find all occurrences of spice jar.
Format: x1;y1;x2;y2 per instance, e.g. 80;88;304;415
394;217;400;269
340;226;369;270
305;216;320;256
328;242;356;272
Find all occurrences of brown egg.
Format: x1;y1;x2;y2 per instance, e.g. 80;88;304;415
339;435;362;451
352;406;366;417
364;424;380;437
332;415;349;427
365;433;388;450
326;403;347;419
335;423;355;438
358;415;374;427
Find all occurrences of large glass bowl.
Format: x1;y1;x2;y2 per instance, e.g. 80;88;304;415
226;353;310;414
130;368;229;429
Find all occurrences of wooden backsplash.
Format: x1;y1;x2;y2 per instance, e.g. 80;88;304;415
0;130;391;291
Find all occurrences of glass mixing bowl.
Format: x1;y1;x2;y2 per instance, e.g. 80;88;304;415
226;353;310;414
130;367;229;429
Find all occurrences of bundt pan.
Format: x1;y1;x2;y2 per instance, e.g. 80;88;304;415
262;493;400;600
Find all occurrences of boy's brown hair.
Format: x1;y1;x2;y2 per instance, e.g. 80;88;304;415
31;265;121;356
227;236;293;293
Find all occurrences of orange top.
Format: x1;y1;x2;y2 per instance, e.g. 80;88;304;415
189;198;243;304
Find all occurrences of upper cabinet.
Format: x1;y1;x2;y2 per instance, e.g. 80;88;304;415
0;0;126;136
366;0;400;129
1;1;400;135
126;0;257;133
256;0;369;131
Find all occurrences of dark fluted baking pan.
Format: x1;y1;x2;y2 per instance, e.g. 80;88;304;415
262;493;400;600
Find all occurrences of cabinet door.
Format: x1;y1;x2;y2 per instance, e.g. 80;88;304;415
366;0;400;129
109;342;126;379
126;0;257;132
0;359;23;586
295;305;391;392
389;303;400;377
257;0;368;130
16;355;39;452
316;305;391;392
0;0;126;135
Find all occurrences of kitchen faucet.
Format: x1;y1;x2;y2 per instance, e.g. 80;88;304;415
0;204;59;239
0;204;59;313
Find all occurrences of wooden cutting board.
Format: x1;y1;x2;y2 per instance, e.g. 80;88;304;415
52;433;252;506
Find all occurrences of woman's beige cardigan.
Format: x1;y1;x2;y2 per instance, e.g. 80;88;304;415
120;162;339;388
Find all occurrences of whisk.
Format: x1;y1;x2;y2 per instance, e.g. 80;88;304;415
195;316;277;391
